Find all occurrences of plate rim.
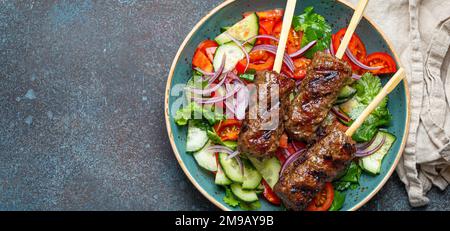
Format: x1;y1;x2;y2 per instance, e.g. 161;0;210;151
164;0;411;211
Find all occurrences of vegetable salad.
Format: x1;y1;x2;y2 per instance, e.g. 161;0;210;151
173;7;398;211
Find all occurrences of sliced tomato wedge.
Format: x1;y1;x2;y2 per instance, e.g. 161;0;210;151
332;28;367;73
192;40;217;72
291;57;311;80
292;141;307;151
305;182;334;211
256;26;271;45
256;20;276;45
286;143;296;155
272;21;303;55
248;55;275;71
249;50;270;62
279;133;289;149
236;54;275;73
205;47;217;62
365;52;397;75
272;21;283;35
281;65;294;79
287;29;303;55
235;59;247;74
243;9;284;22
192;50;213;72
213;119;242;141
262;179;281;205
197;40;218;54
259;20;276;36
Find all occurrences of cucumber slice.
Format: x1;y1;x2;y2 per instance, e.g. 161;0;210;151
186;121;209;152
230;183;258;203
359;131;396;174
247;156;281;188
213;42;245;72
339;98;359;116
337;86;357;99
219;153;243;183
242;160;262;189
193;142;217;172
215;165;232;185
215;13;259;45
335;97;351;105
255;183;265;194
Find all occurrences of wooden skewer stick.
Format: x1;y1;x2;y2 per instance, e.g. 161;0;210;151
345;68;406;137
335;0;369;59
273;0;297;73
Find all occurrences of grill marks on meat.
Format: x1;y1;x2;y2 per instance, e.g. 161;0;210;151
284;52;352;143
273;127;356;211
238;71;295;158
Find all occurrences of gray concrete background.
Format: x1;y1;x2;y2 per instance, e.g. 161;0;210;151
0;0;448;211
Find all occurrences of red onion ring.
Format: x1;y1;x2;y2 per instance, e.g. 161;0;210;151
185;73;227;96
226;150;241;160
208;54;227;84
192;82;243;104
352;74;362;80
252;44;295;73
242;35;280;45
355;133;386;157
331;106;352;123
283;148;291;158
345;48;383;71
289;40;317;58
356;133;377;150
194;67;214;77
235;155;244;175
207;145;235;155
280;148;307;174
207;145;243;174
227;71;240;81
291;142;302;152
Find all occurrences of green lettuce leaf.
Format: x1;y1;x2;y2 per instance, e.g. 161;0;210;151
333;162;362;191
174;102;225;126
329;190;346;211
206;129;238;150
292;6;332;58
347;73;392;142
223;187;240;207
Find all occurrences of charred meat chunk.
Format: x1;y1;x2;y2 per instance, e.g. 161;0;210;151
284;52;352;143
274;127;356;211
238;71;295;158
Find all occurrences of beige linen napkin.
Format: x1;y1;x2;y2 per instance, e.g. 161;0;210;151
347;0;450;207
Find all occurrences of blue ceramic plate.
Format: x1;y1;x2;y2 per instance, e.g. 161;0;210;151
165;0;410;211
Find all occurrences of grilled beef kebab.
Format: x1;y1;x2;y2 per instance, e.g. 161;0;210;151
238;70;295;158
274;52;355;210
274;126;356;211
284;51;353;143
